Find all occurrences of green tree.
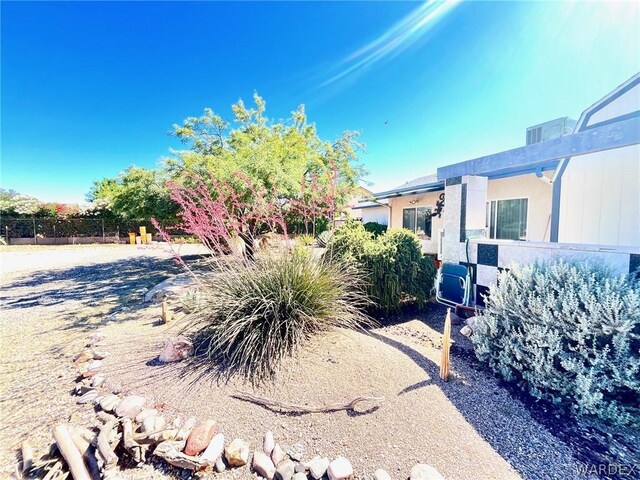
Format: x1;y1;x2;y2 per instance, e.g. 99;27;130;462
165;94;365;217
88;166;178;223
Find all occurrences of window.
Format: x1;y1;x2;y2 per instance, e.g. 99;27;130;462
486;198;528;240
402;206;432;238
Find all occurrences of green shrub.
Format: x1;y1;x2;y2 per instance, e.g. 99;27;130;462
363;221;387;237
472;260;640;426
295;234;315;247
187;248;373;383
328;221;436;313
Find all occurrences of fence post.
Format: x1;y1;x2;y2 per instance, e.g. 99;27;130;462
102;218;105;244
5;226;9;245
53;224;56;245
33;217;37;245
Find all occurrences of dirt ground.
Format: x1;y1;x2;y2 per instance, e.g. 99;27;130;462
0;245;629;479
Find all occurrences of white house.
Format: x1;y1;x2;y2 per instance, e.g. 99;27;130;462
365;72;640;305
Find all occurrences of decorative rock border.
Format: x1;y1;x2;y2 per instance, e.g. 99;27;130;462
19;329;446;480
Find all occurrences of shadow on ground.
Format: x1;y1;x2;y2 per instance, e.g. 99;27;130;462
369;303;639;480
0;254;203;332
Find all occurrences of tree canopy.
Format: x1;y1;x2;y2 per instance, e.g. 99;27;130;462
88;94;365;230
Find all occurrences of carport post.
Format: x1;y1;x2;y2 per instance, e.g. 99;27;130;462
33;217;37;245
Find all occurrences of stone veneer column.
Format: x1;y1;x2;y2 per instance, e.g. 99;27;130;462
441;175;488;264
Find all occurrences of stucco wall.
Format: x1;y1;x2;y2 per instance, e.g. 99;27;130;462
487;173;553;242
360;206;389;226
388;190;444;254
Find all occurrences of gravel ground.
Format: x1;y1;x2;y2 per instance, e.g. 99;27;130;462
0;245;635;480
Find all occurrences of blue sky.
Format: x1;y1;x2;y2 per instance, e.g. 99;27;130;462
2;1;639;203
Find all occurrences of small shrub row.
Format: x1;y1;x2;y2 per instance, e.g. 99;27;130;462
327;220;436;313
472;260;640;426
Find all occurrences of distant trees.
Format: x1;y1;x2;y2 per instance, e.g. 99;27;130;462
88;94;365;232
87;167;178;224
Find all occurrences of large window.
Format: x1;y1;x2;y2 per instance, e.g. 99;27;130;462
486;198;528;240
402;206;432;238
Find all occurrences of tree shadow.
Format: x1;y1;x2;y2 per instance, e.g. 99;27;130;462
0;254;204;332
368;303;638;480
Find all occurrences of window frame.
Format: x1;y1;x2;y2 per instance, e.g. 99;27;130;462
486;197;529;241
402;205;433;239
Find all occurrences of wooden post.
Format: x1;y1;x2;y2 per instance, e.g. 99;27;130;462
52;424;92;480
440;308;452;381
162;299;173;324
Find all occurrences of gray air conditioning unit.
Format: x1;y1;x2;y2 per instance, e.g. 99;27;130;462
526;117;577;145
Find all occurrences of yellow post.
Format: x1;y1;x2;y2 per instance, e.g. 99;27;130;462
440;308;452;381
139;226;147;244
128;232;136;245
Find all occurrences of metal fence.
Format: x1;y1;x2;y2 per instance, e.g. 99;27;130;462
0;217;148;244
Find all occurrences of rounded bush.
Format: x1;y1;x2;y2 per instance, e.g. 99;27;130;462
328;221;436;312
472;260;640;426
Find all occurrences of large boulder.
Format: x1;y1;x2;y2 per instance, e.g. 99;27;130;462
144;274;196;303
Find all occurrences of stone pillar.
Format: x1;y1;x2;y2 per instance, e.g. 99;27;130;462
441;175;488;263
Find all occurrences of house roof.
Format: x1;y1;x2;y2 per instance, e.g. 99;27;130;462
371;173;444;200
351;199;389;210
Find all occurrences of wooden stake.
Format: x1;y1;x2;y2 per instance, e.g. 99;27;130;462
161;299;173;324
21;440;33;474
440;308;452;381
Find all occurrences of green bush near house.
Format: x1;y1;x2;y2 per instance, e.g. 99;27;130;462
363;221;388;237
472;260;640;426
328;220;436;313
188;248;373;383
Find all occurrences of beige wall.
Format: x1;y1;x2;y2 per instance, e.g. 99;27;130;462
487;173;553;242
388;190;444;254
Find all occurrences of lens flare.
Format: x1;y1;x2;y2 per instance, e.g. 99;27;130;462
321;0;461;88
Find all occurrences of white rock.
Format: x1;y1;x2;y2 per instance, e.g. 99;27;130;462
460;326;472;337
144;274;195;303
158;336;194;363
225;438;250;467
271;443;285;466
275;459;295;480
142;415;166;433
253;450;276;480
201;433;225;465
135;408;158;423
307;456;329;480
215;456;226;472
87;360;102;371
263;431;275;455
114;395;146;418
292;473;307;480
91;350;108;360
373;469;392;480
327;457;353;480
91;375;106;388
99;394;120;412
410;464;445;480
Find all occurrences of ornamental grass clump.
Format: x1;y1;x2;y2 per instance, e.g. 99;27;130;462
472;260;640;426
187;248;374;383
